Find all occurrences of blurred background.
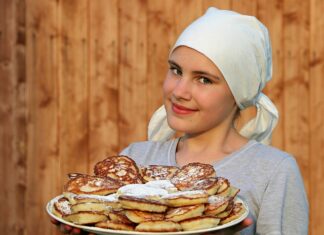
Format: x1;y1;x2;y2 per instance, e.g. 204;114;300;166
1;0;323;234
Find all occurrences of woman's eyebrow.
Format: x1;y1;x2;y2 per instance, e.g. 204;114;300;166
168;60;181;69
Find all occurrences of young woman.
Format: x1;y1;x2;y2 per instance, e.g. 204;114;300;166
119;7;309;234
54;7;308;235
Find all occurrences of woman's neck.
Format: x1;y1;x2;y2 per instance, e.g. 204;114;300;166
176;126;248;166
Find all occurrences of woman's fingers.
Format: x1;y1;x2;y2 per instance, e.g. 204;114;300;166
241;217;253;227
50;217;86;235
59;223;72;233
70;227;82;235
64;224;73;233
50;218;60;226
233;217;253;231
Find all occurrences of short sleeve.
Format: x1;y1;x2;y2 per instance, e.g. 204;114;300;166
119;145;131;156
256;157;309;234
118;143;144;164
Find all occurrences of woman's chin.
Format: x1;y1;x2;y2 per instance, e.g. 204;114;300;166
167;121;195;134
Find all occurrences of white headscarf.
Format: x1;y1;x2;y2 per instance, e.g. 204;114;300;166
148;7;279;145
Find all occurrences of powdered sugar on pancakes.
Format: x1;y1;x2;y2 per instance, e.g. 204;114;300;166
54;198;71;215
171;163;216;185
117;184;169;198
145;180;178;192
162;190;207;199
208;195;228;204
141;165;179;181
75;193;119;202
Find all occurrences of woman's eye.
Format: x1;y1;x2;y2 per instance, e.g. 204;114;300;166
198;77;213;84
170;67;182;76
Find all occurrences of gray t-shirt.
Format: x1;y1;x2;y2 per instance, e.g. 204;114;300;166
120;138;309;235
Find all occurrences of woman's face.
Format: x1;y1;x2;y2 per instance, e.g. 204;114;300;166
163;46;237;135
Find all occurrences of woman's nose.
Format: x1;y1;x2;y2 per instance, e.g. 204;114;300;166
172;78;192;100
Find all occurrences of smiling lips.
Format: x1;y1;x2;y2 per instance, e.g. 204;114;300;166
171;103;198;115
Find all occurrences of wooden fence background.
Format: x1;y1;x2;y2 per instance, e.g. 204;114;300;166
1;0;323;234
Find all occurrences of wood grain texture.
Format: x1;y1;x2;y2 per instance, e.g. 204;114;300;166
202;0;231;10
1;0;323;234
309;0;324;233
58;0;89;176
25;0;60;234
231;0;257;15
283;0;310;194
174;0;203;36
88;0;119;168
118;0;148;149
0;0;19;234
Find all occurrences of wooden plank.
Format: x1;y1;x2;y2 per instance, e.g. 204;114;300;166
0;0;18;234
230;0;257;15
147;0;176;121
88;0;119;167
309;0;324;234
118;0;148;149
57;0;89;176
282;0;310;194
257;0;284;148
25;0;60;234
174;0;204;35
202;0;231;10
13;0;28;233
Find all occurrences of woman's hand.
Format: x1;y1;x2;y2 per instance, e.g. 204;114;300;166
50;218;95;235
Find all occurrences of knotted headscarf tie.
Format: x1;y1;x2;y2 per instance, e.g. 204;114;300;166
148;7;279;145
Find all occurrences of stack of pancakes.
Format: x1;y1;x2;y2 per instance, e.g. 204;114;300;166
53;155;246;232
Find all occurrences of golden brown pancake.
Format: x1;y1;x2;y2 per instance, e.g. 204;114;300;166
140;165;179;182
95;220;135;231
119;195;168;213
182;177;220;195
94;155;143;184
171;162;216;190
64;174;123;195
218;186;240;197
180;215;220;231
63;211;107;225
135;220;182;232
65;193;121;209
220;202;246;224
165;204;205;222
108;210;134;224
70;202;112;214
214;200;235;219
215;177;230;195
52;197;71;218
163;190;209;207
204;195;233;216
125;210;165;223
